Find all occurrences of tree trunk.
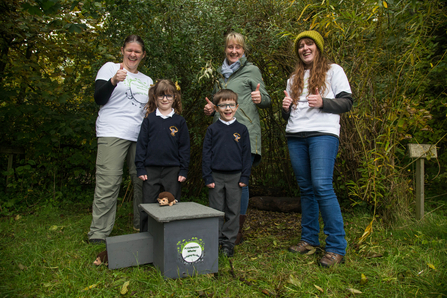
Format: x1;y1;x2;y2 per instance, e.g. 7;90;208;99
249;196;301;213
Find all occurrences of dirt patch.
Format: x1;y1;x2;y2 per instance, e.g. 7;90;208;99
244;208;302;242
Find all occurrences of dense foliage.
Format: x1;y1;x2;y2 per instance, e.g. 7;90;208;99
1;0;446;220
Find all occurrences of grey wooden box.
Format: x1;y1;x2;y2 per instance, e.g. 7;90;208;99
140;202;224;279
106;232;154;270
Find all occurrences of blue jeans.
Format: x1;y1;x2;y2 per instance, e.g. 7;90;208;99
287;136;347;256
240;154;255;215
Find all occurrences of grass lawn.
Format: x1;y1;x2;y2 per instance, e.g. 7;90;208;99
0;196;446;297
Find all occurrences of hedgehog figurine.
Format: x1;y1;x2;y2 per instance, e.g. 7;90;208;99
157;191;177;206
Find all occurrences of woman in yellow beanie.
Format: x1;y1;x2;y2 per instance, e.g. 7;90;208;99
282;30;353;267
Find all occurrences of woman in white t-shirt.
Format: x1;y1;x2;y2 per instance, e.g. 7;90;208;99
88;35;153;244
282;31;353;267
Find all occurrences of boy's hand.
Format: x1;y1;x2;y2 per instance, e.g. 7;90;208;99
206;183;215;189
239;182;247;187
178;176;186;182
138;175;147;181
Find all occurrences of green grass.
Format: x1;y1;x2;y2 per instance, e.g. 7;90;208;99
0;198;446;297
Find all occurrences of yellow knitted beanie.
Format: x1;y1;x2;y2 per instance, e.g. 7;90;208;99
293;31;324;59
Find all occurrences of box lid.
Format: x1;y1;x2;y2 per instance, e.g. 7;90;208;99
139;202;224;223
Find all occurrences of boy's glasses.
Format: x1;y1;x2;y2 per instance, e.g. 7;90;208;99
217;103;237;109
158;95;174;101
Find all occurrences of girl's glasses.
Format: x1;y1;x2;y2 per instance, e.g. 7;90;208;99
158;95;174;101
217;103;237;109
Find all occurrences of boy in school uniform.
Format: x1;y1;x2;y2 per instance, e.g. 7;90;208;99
202;89;251;257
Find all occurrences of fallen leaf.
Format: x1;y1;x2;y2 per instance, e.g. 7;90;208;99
305;246;316;255
383;1;388;8
347;288;362;294
49;225;58;231
357;219;374;245
15;215;21;220
18;264;27;270
288;274;301;287
261;289;274;296
366;253;383;259
83;283;98;291
121;281;130;295
314;284;324;293
428;263;436;270
361;273;368;284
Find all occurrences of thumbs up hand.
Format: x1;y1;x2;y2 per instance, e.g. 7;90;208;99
251;83;261;104
282;90;293;112
307;87;323;108
111;63;128;86
203;97;215;116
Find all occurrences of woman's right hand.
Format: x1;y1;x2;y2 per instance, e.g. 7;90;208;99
111;63;128;86
203;97;215;116
282;90;293;112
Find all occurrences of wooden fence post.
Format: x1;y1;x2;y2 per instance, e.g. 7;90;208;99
1;146;25;187
407;144;438;220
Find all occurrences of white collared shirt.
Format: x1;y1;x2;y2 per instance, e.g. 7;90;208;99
219;117;236;125
156;108;175;119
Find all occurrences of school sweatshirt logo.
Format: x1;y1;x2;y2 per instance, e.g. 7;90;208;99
170;126;179;136
233;133;241;142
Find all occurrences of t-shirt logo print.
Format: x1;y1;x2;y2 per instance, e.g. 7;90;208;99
124;77;150;109
170;126;179;136
233;133;241;142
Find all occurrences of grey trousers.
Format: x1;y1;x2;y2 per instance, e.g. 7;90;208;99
209;171;242;249
88;137;143;240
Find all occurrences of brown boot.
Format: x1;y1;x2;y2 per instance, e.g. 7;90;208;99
319;252;345;267
235;215;247;245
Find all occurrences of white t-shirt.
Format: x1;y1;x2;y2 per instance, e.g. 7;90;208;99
95;62;153;141
285;64;351;137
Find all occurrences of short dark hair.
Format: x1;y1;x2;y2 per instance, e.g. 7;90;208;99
122;35;146;52
213;89;238;105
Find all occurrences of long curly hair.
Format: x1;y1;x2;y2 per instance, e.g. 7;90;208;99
289;38;331;106
145;79;182;117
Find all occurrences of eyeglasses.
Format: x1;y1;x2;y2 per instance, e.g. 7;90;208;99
158;94;174;101
217;103;237;109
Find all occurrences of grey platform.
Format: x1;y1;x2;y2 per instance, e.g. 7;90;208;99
106;202;224;279
106;232;153;270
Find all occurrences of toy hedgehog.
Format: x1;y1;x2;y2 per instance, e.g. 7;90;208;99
93;250;108;266
157;191;177;206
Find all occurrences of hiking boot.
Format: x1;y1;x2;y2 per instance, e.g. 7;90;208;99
319;252;345;267
89;238;106;245
288;240;318;254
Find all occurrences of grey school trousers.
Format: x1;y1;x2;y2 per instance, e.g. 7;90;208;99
208;171;242;249
88;137;143;240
